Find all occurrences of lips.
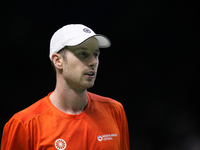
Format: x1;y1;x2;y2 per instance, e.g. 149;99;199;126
84;71;95;77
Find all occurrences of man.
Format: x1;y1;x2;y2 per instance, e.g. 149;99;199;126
1;24;130;150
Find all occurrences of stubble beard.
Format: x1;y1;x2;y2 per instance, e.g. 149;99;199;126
64;72;96;92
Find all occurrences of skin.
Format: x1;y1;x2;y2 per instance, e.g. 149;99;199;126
50;37;99;114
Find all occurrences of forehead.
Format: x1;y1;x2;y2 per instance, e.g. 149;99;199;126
68;37;99;52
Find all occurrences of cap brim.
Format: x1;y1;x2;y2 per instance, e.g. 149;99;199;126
94;34;111;48
63;34;111;48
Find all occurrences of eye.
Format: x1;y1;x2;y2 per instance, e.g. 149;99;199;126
78;51;90;59
80;52;86;55
94;52;100;58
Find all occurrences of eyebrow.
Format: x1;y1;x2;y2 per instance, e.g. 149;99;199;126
73;47;100;53
94;49;100;53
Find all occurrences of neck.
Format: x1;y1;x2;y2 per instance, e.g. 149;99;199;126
50;80;88;114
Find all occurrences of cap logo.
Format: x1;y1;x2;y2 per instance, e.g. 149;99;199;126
83;28;91;33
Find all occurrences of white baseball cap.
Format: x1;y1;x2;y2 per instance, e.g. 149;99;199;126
49;24;111;60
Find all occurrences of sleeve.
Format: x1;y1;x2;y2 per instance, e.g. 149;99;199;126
1;118;31;150
118;104;130;150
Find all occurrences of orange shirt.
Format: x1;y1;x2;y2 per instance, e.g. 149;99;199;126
1;92;130;150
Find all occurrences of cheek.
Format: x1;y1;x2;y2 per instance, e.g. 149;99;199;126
64;59;84;74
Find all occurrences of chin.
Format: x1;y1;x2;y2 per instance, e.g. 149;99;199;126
83;82;95;90
86;85;94;90
85;83;95;89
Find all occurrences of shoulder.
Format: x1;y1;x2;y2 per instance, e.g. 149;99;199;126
87;92;124;109
10;96;50;125
88;92;120;104
87;92;127;122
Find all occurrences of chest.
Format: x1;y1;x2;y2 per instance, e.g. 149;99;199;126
29;112;120;150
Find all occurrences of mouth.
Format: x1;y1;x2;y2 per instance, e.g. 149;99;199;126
84;71;95;78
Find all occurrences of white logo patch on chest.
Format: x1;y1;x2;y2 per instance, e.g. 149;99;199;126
55;139;67;150
97;134;118;142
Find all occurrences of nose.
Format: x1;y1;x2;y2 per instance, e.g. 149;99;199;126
88;54;98;68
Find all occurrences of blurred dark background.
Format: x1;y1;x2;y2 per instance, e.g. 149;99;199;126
0;0;200;149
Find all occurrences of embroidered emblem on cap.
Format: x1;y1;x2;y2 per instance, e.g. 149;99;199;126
55;139;67;150
83;28;91;33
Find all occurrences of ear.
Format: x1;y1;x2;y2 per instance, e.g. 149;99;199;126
51;53;63;69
